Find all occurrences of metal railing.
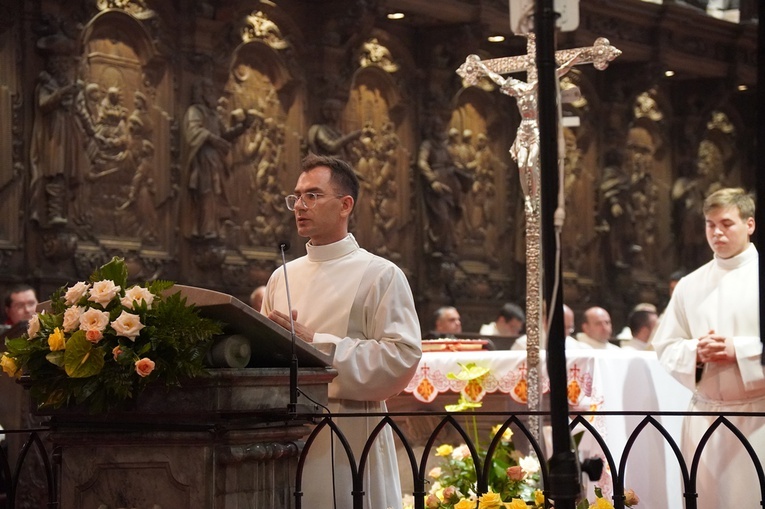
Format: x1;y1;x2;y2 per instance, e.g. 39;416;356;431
1;410;763;509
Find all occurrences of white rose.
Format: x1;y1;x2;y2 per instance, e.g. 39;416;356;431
519;455;541;474
451;444;471;461
62;306;85;333
121;286;155;310
27;313;41;339
64;282;90;306
111;311;145;341
88;280;121;308
79;308;110;332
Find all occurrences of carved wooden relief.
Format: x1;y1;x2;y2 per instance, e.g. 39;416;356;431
344;67;411;265
673;110;739;271
0;23;21;257
77;11;171;250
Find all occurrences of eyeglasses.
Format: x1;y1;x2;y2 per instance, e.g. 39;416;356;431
285;192;345;211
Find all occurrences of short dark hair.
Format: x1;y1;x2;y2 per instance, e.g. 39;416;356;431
498;302;525;323
301;153;360;203
5;284;35;308
628;309;655;335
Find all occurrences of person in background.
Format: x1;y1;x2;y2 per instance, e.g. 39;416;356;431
512;304;592;351
576;306;620;350
480;302;525;337
249;285;266;312
431;306;462;338
1;284;38;341
621;303;659;351
261;153;421;509
653;187;763;509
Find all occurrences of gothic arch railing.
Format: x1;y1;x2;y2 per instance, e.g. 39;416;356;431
1;411;764;508
294;410;765;509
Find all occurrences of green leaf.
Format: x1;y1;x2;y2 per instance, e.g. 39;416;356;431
46;350;65;367
64;331;105;378
91;256;129;289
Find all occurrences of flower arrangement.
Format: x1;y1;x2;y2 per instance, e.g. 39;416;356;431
0;257;222;413
409;362;543;509
408;362;640;509
421;425;544;509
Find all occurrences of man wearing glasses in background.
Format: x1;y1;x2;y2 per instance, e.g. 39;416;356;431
262;153;422;509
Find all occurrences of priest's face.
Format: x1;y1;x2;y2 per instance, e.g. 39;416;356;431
292;166;352;245
705;205;755;259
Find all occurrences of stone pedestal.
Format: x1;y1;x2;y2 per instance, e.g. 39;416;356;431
45;367;335;509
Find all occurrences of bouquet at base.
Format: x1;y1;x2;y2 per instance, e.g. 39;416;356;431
0;257;222;413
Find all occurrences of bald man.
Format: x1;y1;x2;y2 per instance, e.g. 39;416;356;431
576;306;620;349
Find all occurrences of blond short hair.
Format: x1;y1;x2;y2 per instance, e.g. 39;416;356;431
703;187;755;220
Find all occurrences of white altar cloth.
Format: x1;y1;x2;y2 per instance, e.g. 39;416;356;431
399;349;693;508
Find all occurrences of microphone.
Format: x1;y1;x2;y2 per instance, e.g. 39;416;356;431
279;240;299;416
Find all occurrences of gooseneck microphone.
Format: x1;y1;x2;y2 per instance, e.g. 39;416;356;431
279;240;299;416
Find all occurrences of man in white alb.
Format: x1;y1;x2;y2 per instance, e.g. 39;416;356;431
653;187;764;509
262;153;422;509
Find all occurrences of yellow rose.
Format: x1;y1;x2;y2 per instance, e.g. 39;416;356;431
477;491;504;509
492;424;513;442
48;327;66;351
1;354;19;378
505;499;528;509
436;444;454;457
534;490;545;507
590;497;615;509
455;499;477;509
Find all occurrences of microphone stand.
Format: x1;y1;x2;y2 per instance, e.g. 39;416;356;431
279;241;299;417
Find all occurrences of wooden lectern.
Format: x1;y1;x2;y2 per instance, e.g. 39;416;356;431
46;286;337;509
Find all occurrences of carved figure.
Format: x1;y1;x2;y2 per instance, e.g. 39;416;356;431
469;133;504;243
183;78;252;239
29;32;88;227
599;125;659;269
673;139;727;269
307;98;361;158
417;116;473;257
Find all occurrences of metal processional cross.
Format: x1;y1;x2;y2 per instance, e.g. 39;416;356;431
457;33;620;443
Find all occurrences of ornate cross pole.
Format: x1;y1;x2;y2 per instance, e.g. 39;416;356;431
457;34;620;444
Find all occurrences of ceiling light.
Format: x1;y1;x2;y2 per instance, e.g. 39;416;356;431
664;70;675;77
387;12;405;20
737;84;748;91
488;35;505;43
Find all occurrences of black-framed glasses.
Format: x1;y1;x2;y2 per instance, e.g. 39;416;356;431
285;192;346;211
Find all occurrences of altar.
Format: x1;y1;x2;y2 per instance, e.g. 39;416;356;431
388;349;693;509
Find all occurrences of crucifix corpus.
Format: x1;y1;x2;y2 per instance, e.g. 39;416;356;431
456;34;621;442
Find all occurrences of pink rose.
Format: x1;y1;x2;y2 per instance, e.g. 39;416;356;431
135;358;155;377
425;494;441;509
624;488;640;506
507;465;525;481
112;345;123;361
442;486;459;503
85;329;103;344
